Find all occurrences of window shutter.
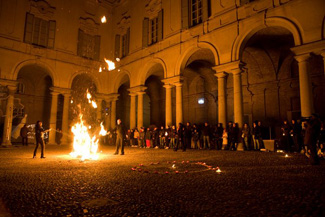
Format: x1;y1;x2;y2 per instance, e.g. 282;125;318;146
157;9;164;42
33;17;41;45
142;18;149;48
48;20;56;48
181;0;189;29
39;19;48;47
24;13;34;43
77;29;84;56
202;0;209;22
126;28;130;55
115;34;120;59
94;35;101;60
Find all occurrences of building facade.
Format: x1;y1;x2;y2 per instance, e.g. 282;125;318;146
0;0;324;145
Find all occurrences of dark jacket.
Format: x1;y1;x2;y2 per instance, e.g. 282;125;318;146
35;125;44;140
202;125;210;136
113;124;125;138
20;126;29;137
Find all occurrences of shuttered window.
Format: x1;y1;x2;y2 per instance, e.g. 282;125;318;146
182;0;210;29
24;13;56;48
146;9;163;46
121;28;130;58
77;29;101;60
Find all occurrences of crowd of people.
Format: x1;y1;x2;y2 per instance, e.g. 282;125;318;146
104;114;325;165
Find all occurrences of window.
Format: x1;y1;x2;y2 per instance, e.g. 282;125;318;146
115;28;130;59
190;0;203;27
24;13;56;48
150;17;158;45
142;10;163;47
181;0;210;29
77;29;101;60
16;83;25;94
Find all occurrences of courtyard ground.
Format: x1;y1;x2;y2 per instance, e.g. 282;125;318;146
0;144;324;217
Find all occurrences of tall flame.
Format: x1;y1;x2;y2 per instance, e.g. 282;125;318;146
99;122;107;136
70;115;99;161
91;100;97;108
104;58;116;71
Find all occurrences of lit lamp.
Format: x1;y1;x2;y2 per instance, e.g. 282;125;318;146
198;98;205;105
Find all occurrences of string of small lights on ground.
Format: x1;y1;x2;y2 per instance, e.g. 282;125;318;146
130;161;222;175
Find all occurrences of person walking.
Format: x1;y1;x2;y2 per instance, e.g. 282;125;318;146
33;121;48;159
113;119;126;155
20;124;29;146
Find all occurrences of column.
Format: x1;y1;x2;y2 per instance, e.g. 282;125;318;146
96;98;103;121
232;68;244;128
61;93;70;144
110;99;117;129
1;86;16;146
321;52;325;77
175;82;183;125
164;84;173;127
129;93;137;129
49;91;59;144
295;54;314;117
137;91;145;129
216;72;227;127
104;99;111;130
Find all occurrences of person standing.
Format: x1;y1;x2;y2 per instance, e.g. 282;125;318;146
33;121;47;159
252;122;259;150
184;122;192;149
192;129;199;149
170;125;176;150
304;114;321;165
139;127;145;148
20;124;29;146
216;123;224;150
202;122;210;149
113;119;126;155
145;128;151;148
133;129;139;146
230;123;239;151
281;120;292;152
291;119;302;152
242;123;250;150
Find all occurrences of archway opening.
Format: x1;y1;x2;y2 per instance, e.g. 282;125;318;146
238;26;302;137
144;64;165;127
16;64;53;129
182;48;217;125
70;74;97;126
116;74;130;129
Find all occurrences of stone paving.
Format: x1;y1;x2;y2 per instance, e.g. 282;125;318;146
0;144;324;217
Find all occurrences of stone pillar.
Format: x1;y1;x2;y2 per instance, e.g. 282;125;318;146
216;72;227;127
104;99;111;130
110;99;117;129
321;52;325;77
175;82;183;125
295;54;314;118
164;84;173;127
232;68;244;128
49;90;59;144
137;91;145;129
129;93;137;129
96;98;103;121
1;86;17;146
62;93;70;144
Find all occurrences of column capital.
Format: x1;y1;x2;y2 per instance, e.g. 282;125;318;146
163;84;174;89
0;79;17;88
7;85;17;94
291;40;325;56
212;61;245;74
215;72;228;78
174;81;183;87
95;93;110;101
162;76;184;86
109;93;119;102
128;85;147;94
294;54;310;63
50;87;71;95
137;91;146;95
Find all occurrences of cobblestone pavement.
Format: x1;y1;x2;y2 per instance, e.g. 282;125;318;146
0;144;324;217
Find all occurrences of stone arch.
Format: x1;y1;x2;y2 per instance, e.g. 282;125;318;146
138;58;167;86
112;69;131;93
12;59;57;86
69;71;101;92
231;17;303;61
176;41;220;74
